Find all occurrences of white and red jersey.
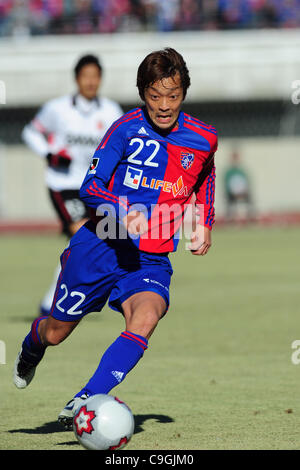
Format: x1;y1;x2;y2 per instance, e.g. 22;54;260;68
22;94;123;191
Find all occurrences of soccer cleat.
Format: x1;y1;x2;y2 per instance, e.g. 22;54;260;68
58;393;89;430
13;351;36;389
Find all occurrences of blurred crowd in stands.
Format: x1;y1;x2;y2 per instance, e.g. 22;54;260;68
0;0;299;37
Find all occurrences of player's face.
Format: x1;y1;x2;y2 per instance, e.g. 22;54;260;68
76;64;101;100
144;72;184;130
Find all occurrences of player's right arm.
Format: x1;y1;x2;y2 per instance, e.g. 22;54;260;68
22;113;51;158
80;110;148;234
79;121;130;223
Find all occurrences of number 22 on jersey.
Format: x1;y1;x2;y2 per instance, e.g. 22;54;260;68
127;138;160;167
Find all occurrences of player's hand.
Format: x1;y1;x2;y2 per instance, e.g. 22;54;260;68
122;210;148;236
46;149;72;169
188;225;212;256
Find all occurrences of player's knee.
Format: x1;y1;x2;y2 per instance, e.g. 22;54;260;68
127;309;162;338
142;310;160;331
43;327;66;346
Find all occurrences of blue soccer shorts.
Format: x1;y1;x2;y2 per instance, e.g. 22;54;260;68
50;222;173;321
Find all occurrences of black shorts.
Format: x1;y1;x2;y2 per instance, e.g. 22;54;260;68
49;189;90;236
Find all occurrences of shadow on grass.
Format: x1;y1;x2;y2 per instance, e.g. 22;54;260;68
8;413;174;438
134;414;174;434
8;420;67;435
8;421;80;447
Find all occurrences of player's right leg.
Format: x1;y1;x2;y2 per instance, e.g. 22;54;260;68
38;189;89;316
13;316;80;389
14;223;118;391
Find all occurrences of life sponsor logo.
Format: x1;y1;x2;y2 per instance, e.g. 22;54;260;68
123;167;190;198
142;174;190;198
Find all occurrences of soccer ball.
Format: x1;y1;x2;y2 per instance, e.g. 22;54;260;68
73;394;135;450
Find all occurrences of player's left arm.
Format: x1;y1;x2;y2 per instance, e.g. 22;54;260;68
189;224;212;256
189;160;215;256
189;138;217;256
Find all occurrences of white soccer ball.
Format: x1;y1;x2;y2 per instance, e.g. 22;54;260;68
73;394;135;450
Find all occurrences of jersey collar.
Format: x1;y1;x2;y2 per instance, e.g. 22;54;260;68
72;94;100;113
141;106;184;137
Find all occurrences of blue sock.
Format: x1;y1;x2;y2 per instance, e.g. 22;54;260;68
75;331;148;397
22;316;48;365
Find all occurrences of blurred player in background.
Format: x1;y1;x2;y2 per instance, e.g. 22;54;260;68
14;48;217;430
22;54;123;315
223;148;254;223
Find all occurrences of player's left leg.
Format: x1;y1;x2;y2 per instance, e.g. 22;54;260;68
122;291;166;339
73;291;166;401
70;249;172;403
58;245;172;428
59;291;166;429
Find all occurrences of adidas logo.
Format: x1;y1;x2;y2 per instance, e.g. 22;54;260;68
111;370;124;383
138;126;149;135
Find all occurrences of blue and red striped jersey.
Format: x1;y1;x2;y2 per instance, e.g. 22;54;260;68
80;107;217;253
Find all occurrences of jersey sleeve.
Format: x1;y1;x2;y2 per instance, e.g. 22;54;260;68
79;121;129;221
32;100;58;134
21;101;58;157
194;135;218;230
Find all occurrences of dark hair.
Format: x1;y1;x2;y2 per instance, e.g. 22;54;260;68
74;54;102;78
136;48;190;101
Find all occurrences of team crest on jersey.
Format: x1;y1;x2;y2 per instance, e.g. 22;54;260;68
88;158;99;174
180;152;194;170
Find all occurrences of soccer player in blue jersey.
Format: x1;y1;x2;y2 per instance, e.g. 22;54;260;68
14;48;218;430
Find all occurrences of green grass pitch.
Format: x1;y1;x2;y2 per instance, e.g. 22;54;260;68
0;225;299;450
